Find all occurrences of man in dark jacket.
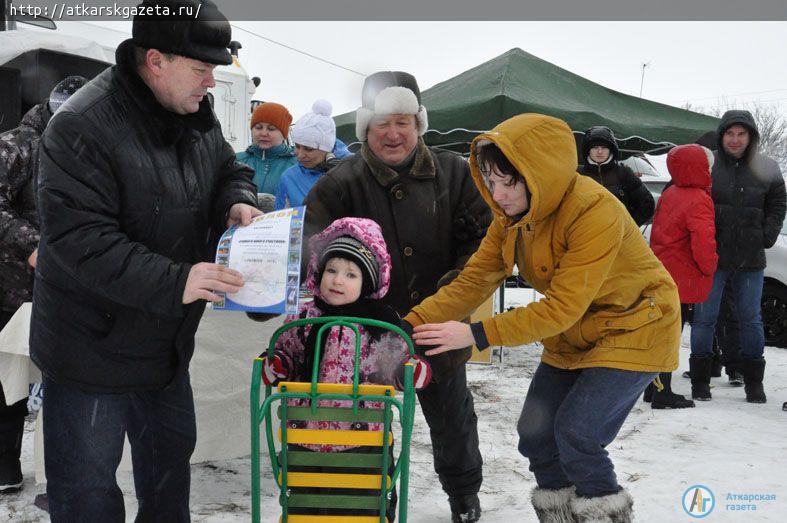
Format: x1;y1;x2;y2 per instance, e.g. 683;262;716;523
304;71;491;523
30;2;259;520
579;126;655;226
0;76;86;494
689;110;786;403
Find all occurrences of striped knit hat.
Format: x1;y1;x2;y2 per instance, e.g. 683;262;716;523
319;235;380;297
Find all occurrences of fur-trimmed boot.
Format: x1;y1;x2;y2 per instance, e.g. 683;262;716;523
531;486;576;523
689;356;713;401
740;358;767;403
571;489;634;523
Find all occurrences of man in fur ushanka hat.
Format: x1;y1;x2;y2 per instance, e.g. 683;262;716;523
304;71;491;522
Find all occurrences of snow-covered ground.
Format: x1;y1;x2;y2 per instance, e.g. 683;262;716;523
3;289;787;522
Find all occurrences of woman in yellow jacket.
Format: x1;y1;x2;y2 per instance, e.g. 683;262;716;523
404;114;680;522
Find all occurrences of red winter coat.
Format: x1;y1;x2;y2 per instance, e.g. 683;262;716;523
651;144;718;304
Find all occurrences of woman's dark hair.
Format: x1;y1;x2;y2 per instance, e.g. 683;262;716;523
475;143;525;187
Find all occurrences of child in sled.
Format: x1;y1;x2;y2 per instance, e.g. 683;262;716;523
260;217;431;521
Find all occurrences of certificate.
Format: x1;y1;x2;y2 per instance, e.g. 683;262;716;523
213;206;305;314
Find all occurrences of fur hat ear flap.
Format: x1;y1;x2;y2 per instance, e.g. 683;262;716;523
356;107;375;142
415;105;428;136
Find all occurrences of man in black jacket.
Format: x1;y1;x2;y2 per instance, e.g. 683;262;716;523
304;71;491;523
30;1;259;520
689;110;786;404
579;126;655;226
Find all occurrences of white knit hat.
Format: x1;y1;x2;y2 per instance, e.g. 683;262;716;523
290;99;336;153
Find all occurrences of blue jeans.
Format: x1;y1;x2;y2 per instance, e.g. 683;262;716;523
517;363;655;497
42;373;196;522
690;269;765;360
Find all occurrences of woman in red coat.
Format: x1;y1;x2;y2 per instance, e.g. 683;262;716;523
648;144;719;408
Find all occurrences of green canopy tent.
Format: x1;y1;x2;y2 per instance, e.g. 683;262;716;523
335;48;719;157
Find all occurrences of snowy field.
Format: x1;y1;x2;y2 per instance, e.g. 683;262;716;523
3;289;787;522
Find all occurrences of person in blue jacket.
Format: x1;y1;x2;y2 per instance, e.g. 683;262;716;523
236;102;297;203
275;99;352;210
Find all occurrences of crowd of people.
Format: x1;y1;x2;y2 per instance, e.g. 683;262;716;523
1;1;785;522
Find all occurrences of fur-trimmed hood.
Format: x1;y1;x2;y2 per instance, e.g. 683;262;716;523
666;144;713;189
305;217;392;300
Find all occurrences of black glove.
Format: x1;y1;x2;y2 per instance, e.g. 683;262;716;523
437;269;461;289
246;312;281;322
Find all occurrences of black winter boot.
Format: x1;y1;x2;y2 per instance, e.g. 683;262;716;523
571;488;633;523
711;348;723;378
689;356;713;401
740;359;767;403
531;486;575;523
0;416;24;493
651;373;695;409
449;493;481;523
642;383;654;403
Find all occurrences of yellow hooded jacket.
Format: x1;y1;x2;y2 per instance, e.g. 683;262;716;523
405;114;680;372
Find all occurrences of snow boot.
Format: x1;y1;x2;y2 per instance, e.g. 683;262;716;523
689;356;713;401
531;486;576;523
0;416;24;493
651;373;695;409
740;358;767;403
449;493;481;523
711;353;723;378
571;489;633;523
726;363;744;387
728;371;744;386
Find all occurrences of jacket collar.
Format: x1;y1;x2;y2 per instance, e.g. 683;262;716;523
361;137;435;187
585;154;616;174
245;141;293;159
113;39;215;146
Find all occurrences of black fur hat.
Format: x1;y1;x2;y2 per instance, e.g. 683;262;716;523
132;0;232;65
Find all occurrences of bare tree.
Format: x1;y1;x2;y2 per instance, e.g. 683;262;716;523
683;99;787;172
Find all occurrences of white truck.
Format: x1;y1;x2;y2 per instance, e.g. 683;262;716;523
0;4;257;152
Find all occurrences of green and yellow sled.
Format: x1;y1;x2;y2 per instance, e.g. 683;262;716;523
251;316;417;523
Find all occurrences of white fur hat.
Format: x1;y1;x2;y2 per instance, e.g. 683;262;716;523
355;71;428;142
290;99;336;153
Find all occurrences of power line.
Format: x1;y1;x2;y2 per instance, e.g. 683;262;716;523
230;24;366;77
672;88;787;104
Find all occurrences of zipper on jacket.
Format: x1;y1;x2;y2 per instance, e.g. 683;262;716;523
146;196;162;240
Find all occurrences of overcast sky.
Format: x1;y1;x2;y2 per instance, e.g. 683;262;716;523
75;21;787;122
